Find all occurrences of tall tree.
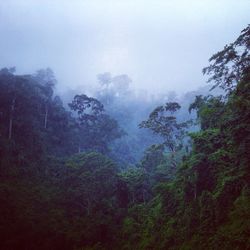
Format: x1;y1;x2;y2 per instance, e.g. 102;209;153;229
34;68;56;129
139;102;189;170
69;94;124;154
139;102;189;153
203;25;250;93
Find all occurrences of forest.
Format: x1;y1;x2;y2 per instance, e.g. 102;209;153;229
0;25;249;250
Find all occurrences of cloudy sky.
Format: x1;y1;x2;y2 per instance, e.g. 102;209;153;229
0;0;249;94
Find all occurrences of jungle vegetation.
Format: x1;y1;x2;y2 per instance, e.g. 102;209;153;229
0;25;249;250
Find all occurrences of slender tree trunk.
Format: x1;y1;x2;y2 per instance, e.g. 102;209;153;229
8;98;15;140
194;172;198;200
44;104;48;129
8;118;13;140
132;192;135;204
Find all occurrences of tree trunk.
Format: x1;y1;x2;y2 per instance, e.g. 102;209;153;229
194;184;197;200
132;192;135;204
44;104;48;129
8;98;15;140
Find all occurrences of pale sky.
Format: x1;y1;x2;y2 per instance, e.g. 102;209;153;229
0;0;249;94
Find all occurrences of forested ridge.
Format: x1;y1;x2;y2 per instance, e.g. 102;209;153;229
0;26;249;250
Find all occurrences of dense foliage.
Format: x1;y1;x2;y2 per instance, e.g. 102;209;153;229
0;25;249;250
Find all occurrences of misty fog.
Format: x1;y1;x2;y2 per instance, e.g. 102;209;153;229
0;0;249;96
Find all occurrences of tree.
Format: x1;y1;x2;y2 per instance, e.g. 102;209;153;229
141;144;165;173
69;94;104;121
189;95;225;130
0;69;43;142
34;68;56;129
139;102;190;172
97;72;112;87
112;74;131;97
203;25;250;93
96;73;132;106
62;152;120;248
120;167;149;204
69;94;124;154
139;102;189;153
